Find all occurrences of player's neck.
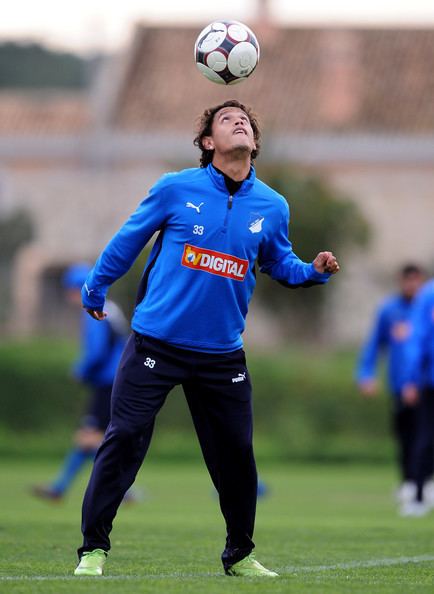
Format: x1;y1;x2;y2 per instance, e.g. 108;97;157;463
212;155;251;182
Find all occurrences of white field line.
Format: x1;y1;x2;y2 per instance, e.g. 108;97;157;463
1;554;433;581
283;554;434;573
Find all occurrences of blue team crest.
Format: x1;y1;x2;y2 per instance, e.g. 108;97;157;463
248;213;264;234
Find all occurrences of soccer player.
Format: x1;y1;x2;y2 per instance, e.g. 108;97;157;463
32;263;128;501
401;277;434;516
356;264;426;505
73;100;340;578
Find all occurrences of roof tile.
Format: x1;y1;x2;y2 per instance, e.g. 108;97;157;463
112;26;434;134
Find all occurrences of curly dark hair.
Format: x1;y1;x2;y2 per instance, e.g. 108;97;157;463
193;99;261;168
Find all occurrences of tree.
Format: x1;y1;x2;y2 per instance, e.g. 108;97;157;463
0;42;91;89
253;166;370;339
0;209;34;257
0;209;34;324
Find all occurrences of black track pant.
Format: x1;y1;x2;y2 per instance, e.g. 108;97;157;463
392;401;420;482
78;332;257;570
413;388;434;502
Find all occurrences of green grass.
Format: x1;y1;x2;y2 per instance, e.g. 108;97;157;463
0;460;433;593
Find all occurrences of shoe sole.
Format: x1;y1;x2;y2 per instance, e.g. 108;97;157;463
226;570;279;577
74;568;103;576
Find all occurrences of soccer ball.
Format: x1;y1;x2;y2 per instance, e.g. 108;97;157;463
194;21;260;85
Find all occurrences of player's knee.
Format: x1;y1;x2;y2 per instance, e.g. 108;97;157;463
224;434;254;457
75;428;104;449
105;422;143;445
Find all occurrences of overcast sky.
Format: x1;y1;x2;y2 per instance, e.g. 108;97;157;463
2;0;434;53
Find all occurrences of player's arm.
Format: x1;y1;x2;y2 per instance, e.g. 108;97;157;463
402;284;432;404
356;304;389;397
82;178;169;318
258;199;338;287
73;315;111;381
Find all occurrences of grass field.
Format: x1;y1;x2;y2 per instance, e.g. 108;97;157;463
0;459;433;593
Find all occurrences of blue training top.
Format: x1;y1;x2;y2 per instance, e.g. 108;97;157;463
356;294;415;396
402;279;434;389
73;300;128;387
82;164;330;353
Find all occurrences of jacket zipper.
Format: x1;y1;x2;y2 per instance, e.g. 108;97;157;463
223;195;233;231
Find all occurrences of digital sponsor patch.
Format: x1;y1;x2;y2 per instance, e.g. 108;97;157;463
182;244;248;281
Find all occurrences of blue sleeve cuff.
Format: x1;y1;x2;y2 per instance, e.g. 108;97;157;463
81;283;105;310
308;262;331;283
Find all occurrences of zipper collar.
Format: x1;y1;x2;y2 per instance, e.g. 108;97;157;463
206;163;256;196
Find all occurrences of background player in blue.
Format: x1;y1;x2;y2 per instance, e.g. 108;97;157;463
356;264;426;506
402;277;434;516
73;100;340;578
32;263;128;501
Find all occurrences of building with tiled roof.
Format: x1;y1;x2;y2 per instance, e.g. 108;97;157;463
111;26;434;135
2;23;434;344
0;92;89;135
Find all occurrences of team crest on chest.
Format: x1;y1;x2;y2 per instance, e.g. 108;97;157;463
248;213;264;234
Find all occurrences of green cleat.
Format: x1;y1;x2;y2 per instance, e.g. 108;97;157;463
226;553;279;577
74;549;107;576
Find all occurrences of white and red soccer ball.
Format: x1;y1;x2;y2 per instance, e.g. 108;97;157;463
194;21;260;85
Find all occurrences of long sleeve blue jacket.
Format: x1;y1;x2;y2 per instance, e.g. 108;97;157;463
402;279;434;388
356;295;415;396
82;164;330;353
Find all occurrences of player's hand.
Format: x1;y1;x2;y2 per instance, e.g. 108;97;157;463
313;251;340;274
402;383;419;406
359;379;378;398
85;308;107;321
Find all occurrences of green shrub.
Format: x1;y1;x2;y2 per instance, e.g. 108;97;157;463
0;339;392;462
0;339;86;431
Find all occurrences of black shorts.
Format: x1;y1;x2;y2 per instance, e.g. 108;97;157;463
81;385;113;431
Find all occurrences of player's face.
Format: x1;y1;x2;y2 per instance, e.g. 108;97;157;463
400;272;424;299
204;107;256;157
